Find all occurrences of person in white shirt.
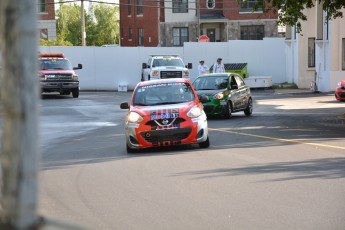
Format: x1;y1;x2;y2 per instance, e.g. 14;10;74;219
198;60;209;75
212;58;225;73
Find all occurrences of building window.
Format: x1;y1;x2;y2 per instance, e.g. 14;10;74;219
37;0;46;13
207;0;215;9
136;0;143;15
40;29;48;40
239;0;261;12
308;37;316;68
173;27;188;46
342;38;345;70
128;28;133;40
128;0;132;16
172;0;188;13
240;25;264;40
138;28;144;46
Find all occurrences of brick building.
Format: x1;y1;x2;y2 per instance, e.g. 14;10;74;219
119;0;278;47
37;0;56;40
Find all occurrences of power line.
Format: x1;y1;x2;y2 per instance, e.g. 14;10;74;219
42;0;277;12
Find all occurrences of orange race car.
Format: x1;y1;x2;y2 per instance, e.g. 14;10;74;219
120;78;210;153
335;80;345;101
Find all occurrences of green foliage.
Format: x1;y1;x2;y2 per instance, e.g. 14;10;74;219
56;3;119;46
240;0;344;33
87;4;120;46
56;4;83;45
40;38;73;46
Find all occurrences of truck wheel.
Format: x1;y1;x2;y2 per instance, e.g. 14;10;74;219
72;88;79;98
148;75;151;81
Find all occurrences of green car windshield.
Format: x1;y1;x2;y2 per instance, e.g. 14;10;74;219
193;76;229;90
133;82;195;106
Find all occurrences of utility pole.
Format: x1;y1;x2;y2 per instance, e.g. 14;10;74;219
197;0;200;40
0;0;40;229
81;0;86;46
157;0;160;46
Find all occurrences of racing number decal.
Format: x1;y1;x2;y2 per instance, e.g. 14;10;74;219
150;108;181;146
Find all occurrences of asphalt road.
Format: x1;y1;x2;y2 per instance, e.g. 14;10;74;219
31;90;345;230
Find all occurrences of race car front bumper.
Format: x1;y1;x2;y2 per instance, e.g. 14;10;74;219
125;112;208;150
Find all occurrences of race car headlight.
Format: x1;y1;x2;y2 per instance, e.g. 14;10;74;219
213;92;224;100
182;70;189;77
128;112;143;123
151;71;159;77
187;105;202;118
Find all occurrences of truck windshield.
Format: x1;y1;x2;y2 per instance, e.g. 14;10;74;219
152;58;184;67
39;59;73;70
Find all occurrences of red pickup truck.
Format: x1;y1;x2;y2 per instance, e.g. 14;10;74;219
38;53;82;98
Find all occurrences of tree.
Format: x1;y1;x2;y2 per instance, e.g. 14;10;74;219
87;4;120;46
248;0;344;32
56;4;86;46
56;3;120;46
40;38;73;46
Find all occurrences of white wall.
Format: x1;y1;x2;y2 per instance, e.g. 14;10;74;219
185;38;287;83
39;38;287;91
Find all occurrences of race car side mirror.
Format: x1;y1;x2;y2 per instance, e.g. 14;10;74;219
120;102;129;109
199;95;209;103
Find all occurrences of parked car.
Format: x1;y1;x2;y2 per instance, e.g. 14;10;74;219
192;73;253;118
120;78;210;153
38;53;82;98
335;80;345;101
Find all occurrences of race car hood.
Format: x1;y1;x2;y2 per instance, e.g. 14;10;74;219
131;102;197;121
39;69;76;75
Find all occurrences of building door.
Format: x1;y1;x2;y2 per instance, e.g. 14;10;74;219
207;29;216;42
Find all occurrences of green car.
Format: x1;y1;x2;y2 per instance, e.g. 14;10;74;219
192;73;253;118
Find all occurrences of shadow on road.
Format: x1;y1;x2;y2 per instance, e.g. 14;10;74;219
172;157;345;181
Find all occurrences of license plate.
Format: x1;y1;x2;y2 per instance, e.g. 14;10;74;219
151;113;179;120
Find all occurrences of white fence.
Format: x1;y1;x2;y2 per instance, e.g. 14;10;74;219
39;38;287;91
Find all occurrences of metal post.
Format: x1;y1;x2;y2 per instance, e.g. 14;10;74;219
0;0;40;229
81;0;86;46
157;0;160;46
197;0;200;40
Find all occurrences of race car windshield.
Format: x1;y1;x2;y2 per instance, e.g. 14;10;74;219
193;76;229;90
39;59;73;70
133;83;195;106
151;58;184;67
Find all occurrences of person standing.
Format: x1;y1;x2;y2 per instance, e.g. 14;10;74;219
212;58;225;73
198;59;209;75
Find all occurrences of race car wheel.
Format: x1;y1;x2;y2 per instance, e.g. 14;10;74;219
199;136;210;148
224;101;232;119
244;98;253;116
126;143;137;153
72;88;79;98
